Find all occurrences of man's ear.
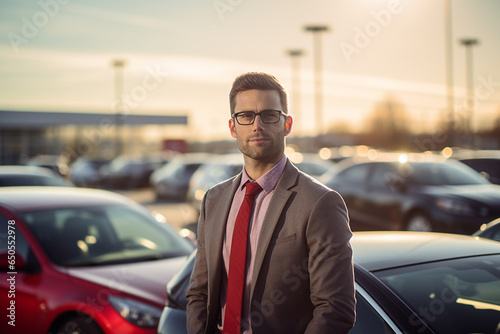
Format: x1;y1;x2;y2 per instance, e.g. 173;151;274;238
285;115;293;136
229;118;237;138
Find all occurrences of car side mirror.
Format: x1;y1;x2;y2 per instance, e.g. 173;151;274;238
479;171;490;181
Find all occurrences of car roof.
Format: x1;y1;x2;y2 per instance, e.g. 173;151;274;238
452;149;500;160
352;152;447;164
352;231;500;271
0;165;61;176
0;186;133;212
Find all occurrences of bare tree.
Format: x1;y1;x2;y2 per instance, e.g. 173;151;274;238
362;94;411;150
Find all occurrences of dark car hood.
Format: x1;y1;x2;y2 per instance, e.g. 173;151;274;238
65;256;189;306
421;184;500;206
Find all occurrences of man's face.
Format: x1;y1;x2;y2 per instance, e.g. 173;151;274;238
229;89;292;164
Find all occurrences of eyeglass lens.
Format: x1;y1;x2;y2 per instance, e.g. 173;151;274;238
235;110;281;124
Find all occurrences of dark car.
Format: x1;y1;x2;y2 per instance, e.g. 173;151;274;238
69;156;111;187
322;152;500;234
0;187;194;334
150;153;210;201
157;231;500;334
289;152;335;179
186;154;243;211
0;165;72;187
452;149;500;184
100;153;169;189
474;217;500;242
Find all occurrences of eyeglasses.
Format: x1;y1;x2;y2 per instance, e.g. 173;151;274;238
232;110;286;125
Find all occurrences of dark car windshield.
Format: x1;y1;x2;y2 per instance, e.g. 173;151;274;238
408;162;489;186
20;204;193;267
375;254;500;334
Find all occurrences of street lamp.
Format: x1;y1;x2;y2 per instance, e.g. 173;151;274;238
286;49;304;136
111;59;127;156
304;25;330;137
459;38;479;146
444;0;455;147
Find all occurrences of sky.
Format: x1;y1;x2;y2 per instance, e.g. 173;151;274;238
0;0;499;141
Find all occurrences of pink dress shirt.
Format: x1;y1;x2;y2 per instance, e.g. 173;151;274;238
220;155;287;333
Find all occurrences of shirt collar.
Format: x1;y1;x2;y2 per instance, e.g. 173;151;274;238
240;155;287;193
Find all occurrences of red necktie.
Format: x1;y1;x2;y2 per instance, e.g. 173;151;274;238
223;181;262;334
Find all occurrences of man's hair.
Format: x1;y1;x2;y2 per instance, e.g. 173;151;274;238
229;72;288;115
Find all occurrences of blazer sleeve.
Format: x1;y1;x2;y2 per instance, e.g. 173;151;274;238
304;189;356;334
186;192;209;334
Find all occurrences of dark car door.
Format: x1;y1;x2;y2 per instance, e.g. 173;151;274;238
329;163;372;228
364;162;405;230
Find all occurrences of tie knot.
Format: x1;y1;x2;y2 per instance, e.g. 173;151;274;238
245;182;262;197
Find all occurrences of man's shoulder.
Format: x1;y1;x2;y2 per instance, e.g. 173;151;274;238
285;163;331;192
205;173;240;199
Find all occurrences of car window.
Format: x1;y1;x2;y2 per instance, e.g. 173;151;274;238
368;163;399;189
460;159;500;183
409;162;489;186
338;163;370;184
350;290;396;334
375;254;500;334
20;205;193;266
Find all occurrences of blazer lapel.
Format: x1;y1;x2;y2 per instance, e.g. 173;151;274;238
250;161;299;299
206;174;242;313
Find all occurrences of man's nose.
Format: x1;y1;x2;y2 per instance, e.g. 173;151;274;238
252;114;265;129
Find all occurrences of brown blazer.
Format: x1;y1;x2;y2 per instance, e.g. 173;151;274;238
186;160;356;334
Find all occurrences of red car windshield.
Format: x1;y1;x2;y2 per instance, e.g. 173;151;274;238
20;204;193;267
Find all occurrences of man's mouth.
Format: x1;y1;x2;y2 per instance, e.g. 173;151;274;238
249;137;269;143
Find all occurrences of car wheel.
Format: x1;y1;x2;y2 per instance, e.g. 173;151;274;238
53;316;103;334
406;213;433;232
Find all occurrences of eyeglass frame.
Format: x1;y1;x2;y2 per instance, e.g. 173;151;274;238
232;109;287;125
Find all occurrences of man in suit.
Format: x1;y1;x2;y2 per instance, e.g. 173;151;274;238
186;72;355;334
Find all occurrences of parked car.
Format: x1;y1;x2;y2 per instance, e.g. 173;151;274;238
26;154;69;176
150;153;210;201
100;153;169;189
0;165;72;187
322;152;500;234
289;152;335;179
157;231;500;334
451;149;500;184
0;187;195;334
68;156;111;187
474;217;500;242
186;154;243;211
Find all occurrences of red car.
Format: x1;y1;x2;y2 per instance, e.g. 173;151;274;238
0;187;194;334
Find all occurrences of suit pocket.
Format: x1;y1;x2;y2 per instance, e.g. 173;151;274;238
275;233;297;245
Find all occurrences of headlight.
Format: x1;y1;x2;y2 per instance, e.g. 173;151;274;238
435;198;475;216
108;296;162;328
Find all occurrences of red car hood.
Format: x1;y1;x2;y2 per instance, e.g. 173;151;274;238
64;255;189;306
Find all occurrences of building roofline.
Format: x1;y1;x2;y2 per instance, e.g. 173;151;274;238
0;110;188;129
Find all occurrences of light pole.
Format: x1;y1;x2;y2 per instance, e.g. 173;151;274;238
304;25;329;137
459;38;479;146
111;59;126;156
286;49;304;136
444;0;455;147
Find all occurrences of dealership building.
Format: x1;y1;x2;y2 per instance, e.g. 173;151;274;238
0;110;189;165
